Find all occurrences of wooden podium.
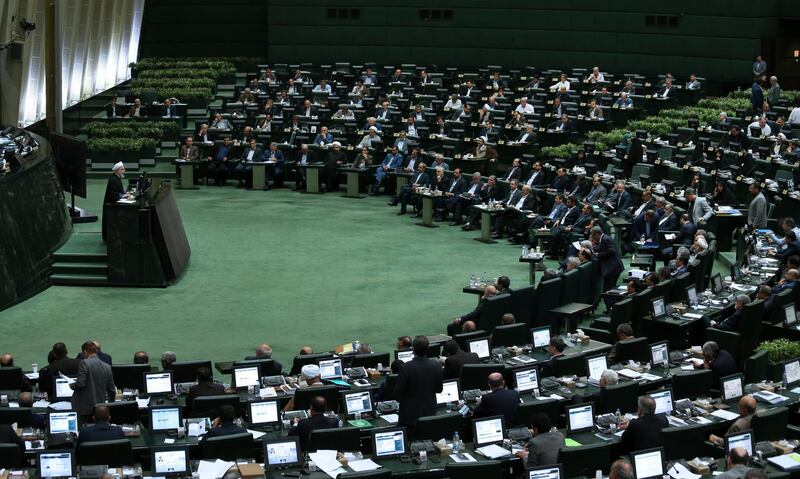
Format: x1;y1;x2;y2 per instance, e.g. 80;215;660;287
340;167;366;199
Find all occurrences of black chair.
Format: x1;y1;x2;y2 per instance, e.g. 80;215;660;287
0;407;32;427
290;353;334;376
491;323;528;348
671;370;714;400
453;331;490;353
445;460;503;479
477;294;514;333
460;364;504;391
558;443;612;477
111;364;150;391
0;368;24;390
308;427;361;452
598;382;639;415
0;444;22;468
379;375;398;401
349;353;390;369
105;401;140;425
613;337;650;364
414;412;465;441
337;471;392;479
512;399;560;428
552;354;586;377
199;432;254;460
169;360;213;383
190;395;241;419
751;407;789;442
291;385;342;412
661;425;706;460
744;350;768;384
534;278;562;332
76;439;133;466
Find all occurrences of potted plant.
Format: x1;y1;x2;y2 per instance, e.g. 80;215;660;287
755;339;800;381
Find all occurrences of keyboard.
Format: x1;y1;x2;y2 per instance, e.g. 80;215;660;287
462;389;484;402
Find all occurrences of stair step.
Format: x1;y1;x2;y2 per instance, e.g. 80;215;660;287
90;161;140;171
52;262;108;276
51;274;110;287
187;108;207;116
53;252;107;263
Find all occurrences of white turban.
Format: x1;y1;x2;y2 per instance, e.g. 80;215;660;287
301;364;320;379
112;162;124;171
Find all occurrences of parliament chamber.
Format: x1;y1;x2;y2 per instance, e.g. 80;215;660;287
2;1;800;479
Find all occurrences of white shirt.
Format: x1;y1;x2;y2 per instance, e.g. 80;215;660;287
515;103;535;114
483;102;496;111
550;80;571;92
468;183;479;195
519;133;530;143
444;99;462;110
658;214;673;227
246;149;256;161
747;121;771;137
588;73;605;83
313;84;332;94
660;87;672;98
407;125;418;136
514;194;527;209
788;107;800;125
526;171;540;185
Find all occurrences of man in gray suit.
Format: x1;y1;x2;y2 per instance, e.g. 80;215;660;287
717;448;750;479
71;341;116;420
684;188;713;225
747;183;767;229
516;413;565;467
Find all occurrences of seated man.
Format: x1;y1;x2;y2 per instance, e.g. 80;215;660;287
548;168;571;192
708;295;750;331
614;92;633;109
473;373;520;424
186;367;226;414
446;172;484;226
449;286;496;335
464;179;519;231
492;185;536;239
773;268;798;294
500;158;523;181
516;413;565;467
442;340;480;380
549;202;592;256
234;138;263;187
291;144;314;190
77;405;126;443
626;210;659;252
357;127;382;149
606;323;635;364
436;168;466;221
206;137;234;186
709;396;756;445
549;114;575;132
515;194;571;245
702;341;738;383
717;448;750;479
371;146;404;195
394;162;430;216
619;396;668;454
539;337;566;378
264;142;286;188
288;396;338;452
585;176;608;205
201;405;248;441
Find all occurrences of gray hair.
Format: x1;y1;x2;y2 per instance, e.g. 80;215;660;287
257;344;273;358
161;351;176;366
610;459;634;479
591;225;603;235
736;294;751;305
472;172;482;178
638;395;656;414
580;240;593;249
566;257;580;269
601;369;619;386
702;341;720;361
684;187;696;196
676;246;690;260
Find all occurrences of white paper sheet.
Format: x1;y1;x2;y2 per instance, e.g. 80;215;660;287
48;401;72;410
197;459;235;479
32;400;50;408
309;450;346;479
348;460;381;472
667;462;701;479
136;397;150;408
246;429;266;439
768;453;800;470
449;453;477;463
475;444;511;459
710;409;740;421
380;414;398;424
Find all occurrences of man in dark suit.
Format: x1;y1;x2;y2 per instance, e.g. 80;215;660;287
394;336;443;428
591;226;624;306
605;181;631;213
450;286;496;335
437;168;467;221
517;413;565;467
0;423;24;450
288;396;338;452
548;168;571;192
549;203;593;256
201;405;248;442
186;367;226;415
521;162;547;189
77;405;126;443
709;295;749;331
628;210;659;247
244;343;283;376
71;341;116;420
76;341;112;365
539;337;566;378
473;373;520;424
662;214;696;258
549;114;575;132
501;158;522;182
105;98;120;118
395;163;431;216
162;98;177;118
447;172;484;226
40;342;81;398
656;204;679;231
493;185;536;239
0;355;31;392
442;340;479;380
102;162;129;241
703;341;738;384
234;138;264;187
464;179;517;231
619;396;668;454
291;144;314;191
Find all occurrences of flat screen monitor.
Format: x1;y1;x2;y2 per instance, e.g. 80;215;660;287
785;304;798;327
149;406;182;431
395;350;414;363
650;297;666;319
566;402;594;433
343;390;373;416
785;359;800;388
650;389;673;415
436;379;460;405
264;437;302;470
632;448;664;479
232;366;261;389
144;371;173;395
371;428;406;459
53;377;74;400
531;326;551;349
318;358;343;380
514;367;539;394
249;400;280;426
731;263;742;281
50;131;87;198
711;273;724;294
37;450;75;479
725;430;754;457
468;338;490;359
528;464;562;479
472;415;505;447
686;285;698;307
649;341;669;368
151;447;190;476
586;355;607;382
48;412;78;435
721;374;744;402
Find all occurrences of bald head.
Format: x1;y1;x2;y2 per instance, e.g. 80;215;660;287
93;404;111;423
739;396;756;416
488;373;505;390
462;321;477;332
609;459;634;479
0;354;12;367
18;392;32;407
256;343;273;358
299;346;313;355
728;447;749;466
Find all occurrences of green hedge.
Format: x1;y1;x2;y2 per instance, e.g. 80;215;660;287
87;138;158;152
86;120;180;139
130;87;214;102
540;144;579;160
756;339;800;364
131;77;216;89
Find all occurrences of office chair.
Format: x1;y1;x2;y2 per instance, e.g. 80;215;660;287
661;425;706;460
414;412;465;441
190;395;241;419
0;408;33;428
558;443;611;477
752;407;789;443
460;364;504;391
290;353;334;376
744;350;768;384
76;439;133;466
671;370;713;400
613;337;650;364
105;401;140;425
598;382;639;415
453;331;490;353
552;354;586;377
349;353;390;369
169;360;212;383
0;368;24;390
491;323;528;348
308;427;361;452
199;432;254;460
111;364;150;390
0;444;22;468
291;385;342;412
378;374;399;401
445;460;503;479
512;399;560;428
337;471;392;479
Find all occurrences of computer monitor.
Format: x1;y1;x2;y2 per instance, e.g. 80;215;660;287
149;406;182;432
514;367;539;394
53;377;74;400
531;326;551;349
48;412;78;435
528;464;562;479
785;304;798;327
650;389;673;415
632;448;664;479
784;359;800;388
37;450;75;479
143;371;173;395
472;415;505;447
248;400;280;426
468;338;491;359
720;374;744;402
565;402;594;433
686;285;699;307
711;273;724;294
395;350;414;363
586;355;607;382
168;360;212;383
371;428;406;459
650;297;666;319
649;341;669;368
343;390;373;416
151;447;190;477
232;365;261;389
263;437;302;470
725;430;754;457
318;358;343;380
436;379;461;405
731;263;742;281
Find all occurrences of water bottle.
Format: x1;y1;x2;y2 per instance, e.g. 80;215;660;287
782;371;788;390
522;244;530;257
614;408;621;426
452;431;461;452
482;271;488;285
354;340;361;352
469;274;476;288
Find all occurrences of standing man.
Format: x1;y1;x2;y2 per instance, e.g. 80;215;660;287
747;183;767;229
102;162;131;241
591;226;624;306
684;188;713;226
71;341;116;422
394;336;443;429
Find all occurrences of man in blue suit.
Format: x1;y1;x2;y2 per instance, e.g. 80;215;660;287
473;373;520;425
530;193;568;229
662;214;696;258
77;405;126;444
371;146;404;195
162;98;177;118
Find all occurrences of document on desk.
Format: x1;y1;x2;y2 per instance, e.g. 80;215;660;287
667;462;701;479
136;397;150;408
33;400;49;408
617;369;642;379
449;453;477;463
197;459;235;479
24;372;38;380
348;460;381;472
57;372;76;384
48;401;72;411
379;414;398;424
667;416;688;427
246;429;266;439
754;391;788;405
309;450;346;479
768;453;800;470
710;409;740;421
475;444;512;459
682;313;704;319
640;373;661;382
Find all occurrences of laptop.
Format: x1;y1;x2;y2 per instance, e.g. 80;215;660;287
531;326;551;350
53;377;75;401
784;303;798;328
528;464;563;479
711;273;724;295
48;411;78;435
565;402;594;433
586;355;607;386
395;350;414;363
472;415;505;447
151;447;190;477
649;341;669;368
371;428;407;459
650;296;667;320
436;379;461;406
650;389;673;415
784;359;800;388
514;367;540;395
249;400;280;427
725;430;754;457
632;448;665;479
468;338;491;359
318;358;343;380
264;437;302;470
342;390;373;418
720;374;744;403
37;450;75;479
143;371;174;396
686;285;699;307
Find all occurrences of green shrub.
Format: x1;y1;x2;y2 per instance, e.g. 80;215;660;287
87;137;158;152
756;339;800;364
540;144;578;159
